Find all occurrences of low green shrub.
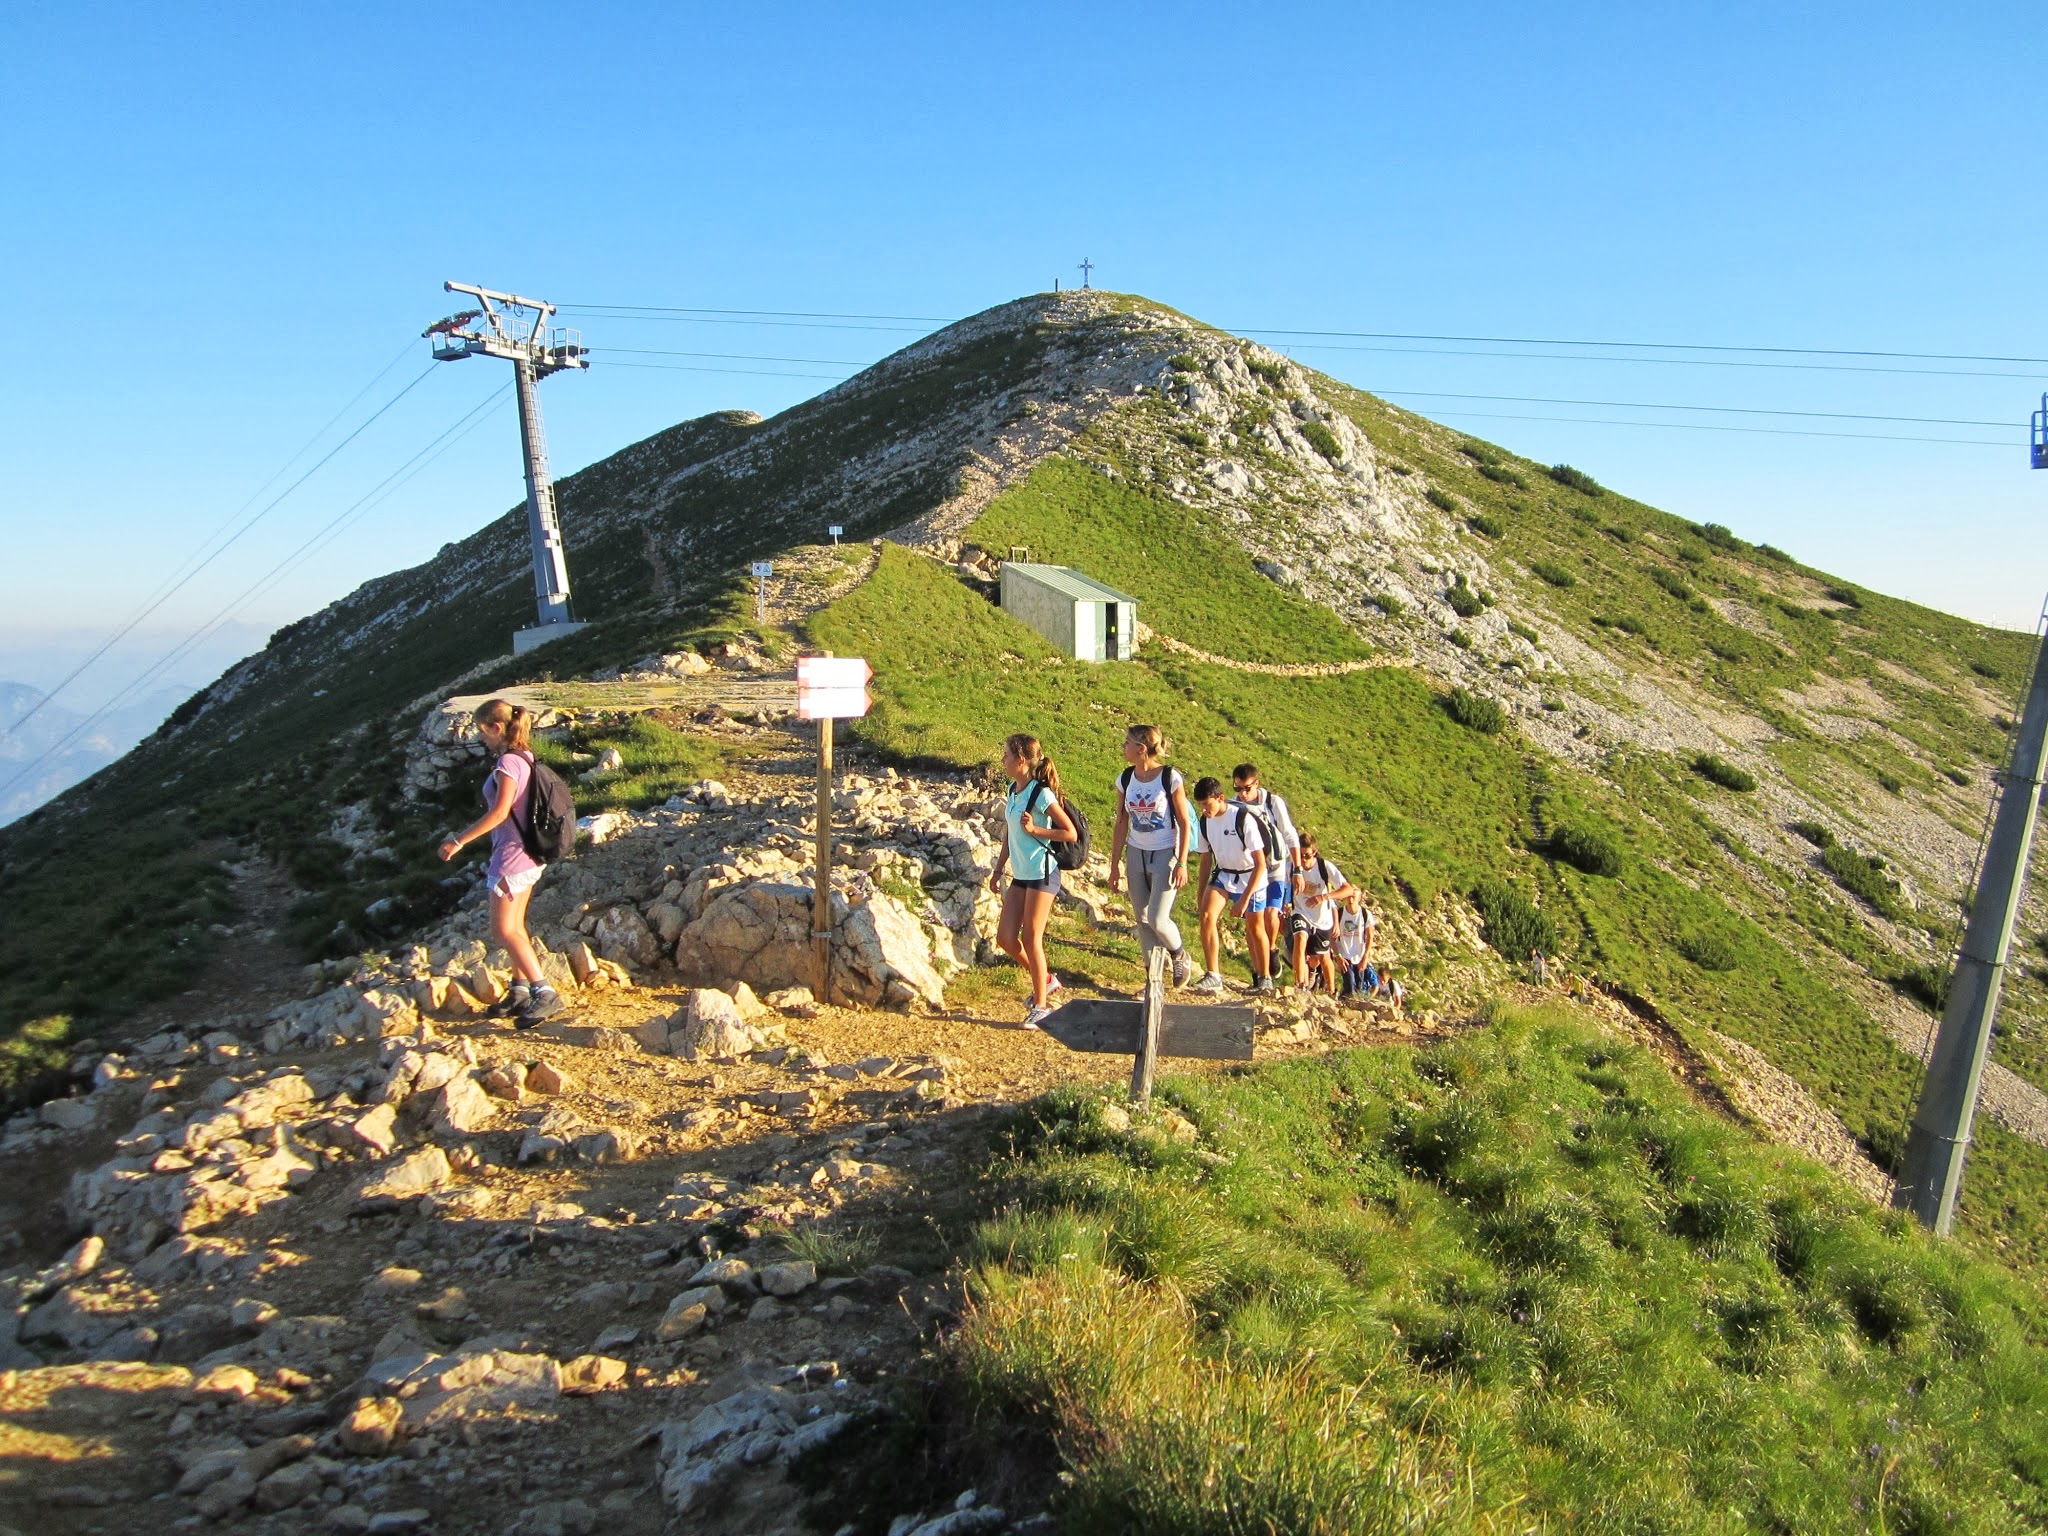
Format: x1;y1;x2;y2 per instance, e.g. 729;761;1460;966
1756;543;1792;562
1970;659;2003;681
1299;420;1343;461
1459;440;1501;465
1246;356;1287;387
1690;753;1757;792
1707;637;1751;662
1694;522;1743;550
1530;559;1577;588
1506;618;1538;643
1595;614;1646;636
1675;542;1710;565
1168;352;1199;372
1368;591;1405;617
1466;512;1505;539
1549;821;1624;876
1445;581;1486;618
1471;878;1557;956
1895;960;1952;1014
1547;463;1604;496
1444;686;1506;734
1448;627;1473;650
1941;765;1971;786
1174;426;1210;451
1425;486;1458;513
1648;567;1693;601
1822;843;1908;921
1877;770;1903;794
1602;523;1637;544
1789;819;1836;849
0;1014;71;1112
1823;585;1862;608
1676;931;1740;971
1479;463;1528;489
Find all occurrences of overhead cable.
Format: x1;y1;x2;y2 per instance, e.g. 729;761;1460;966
2;360;439;743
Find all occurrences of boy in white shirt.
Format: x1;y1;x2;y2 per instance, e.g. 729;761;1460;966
1334;888;1379;998
1230;764;1299;993
1189;776;1269;993
1286;829;1352;994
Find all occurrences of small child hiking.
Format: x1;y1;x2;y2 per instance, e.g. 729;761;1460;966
436;699;563;1027
1286;829;1353;995
1106;724;1194;988
1190;775;1270;993
989;733;1077;1029
1334;888;1379;998
1230;764;1299;994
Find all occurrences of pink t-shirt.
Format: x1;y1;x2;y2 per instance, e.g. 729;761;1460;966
484;752;541;883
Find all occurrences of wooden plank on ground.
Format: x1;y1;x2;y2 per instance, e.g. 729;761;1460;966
1038;998;1256;1061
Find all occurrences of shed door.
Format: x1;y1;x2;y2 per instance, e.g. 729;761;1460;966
1094;602;1109;661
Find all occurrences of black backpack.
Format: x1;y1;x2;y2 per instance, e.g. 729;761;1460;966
1032;782;1092;873
1236;795;1287;866
512;750;578;863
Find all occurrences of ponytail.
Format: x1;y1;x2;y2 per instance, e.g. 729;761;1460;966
1125;723;1170;762
475;698;534;754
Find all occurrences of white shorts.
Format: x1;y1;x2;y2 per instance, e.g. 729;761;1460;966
489;864;544;899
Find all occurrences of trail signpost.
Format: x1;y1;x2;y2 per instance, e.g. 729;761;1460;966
751;561;774;622
798;656;874;1000
828;525;843;546
1037;948;1255;1104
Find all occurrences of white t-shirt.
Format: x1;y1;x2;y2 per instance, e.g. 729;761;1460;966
1231;788;1299;871
1335;905;1377;963
1194;807;1264;874
1117;767;1183;853
1292;857;1346;931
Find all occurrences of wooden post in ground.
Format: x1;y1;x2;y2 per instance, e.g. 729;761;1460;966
1130;945;1167;1105
813;716;834;1001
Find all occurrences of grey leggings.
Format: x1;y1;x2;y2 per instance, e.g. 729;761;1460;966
1125;844;1185;959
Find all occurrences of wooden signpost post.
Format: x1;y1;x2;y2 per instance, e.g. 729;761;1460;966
797;655;874;1001
1037;947;1256;1105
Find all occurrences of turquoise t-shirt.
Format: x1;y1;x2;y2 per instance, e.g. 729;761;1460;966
1005;781;1055;881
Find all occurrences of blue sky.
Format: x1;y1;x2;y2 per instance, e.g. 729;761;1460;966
4;2;2044;713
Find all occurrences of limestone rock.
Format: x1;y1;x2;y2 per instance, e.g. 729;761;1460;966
665;989;769;1061
559;1354;627;1395
355;989;421;1039
339;1395;404;1455
358;1145;452;1201
421;1072;495;1136
478;1062;528;1101
757;1260;817;1298
39;1096;97;1131
727;981;767;1021
526;1061;572;1096
350;1103;400;1157
594;905;661;970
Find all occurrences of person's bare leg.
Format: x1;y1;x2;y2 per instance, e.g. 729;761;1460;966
1246;915;1270;981
1291;930;1309;986
996;884;1028;970
1018;888;1056;1007
493;888;544;983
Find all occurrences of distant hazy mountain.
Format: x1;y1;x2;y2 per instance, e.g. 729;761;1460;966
0;679;201;826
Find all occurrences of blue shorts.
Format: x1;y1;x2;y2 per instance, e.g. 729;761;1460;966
1210;870;1272;913
1011;867;1061;894
1265;877;1290;910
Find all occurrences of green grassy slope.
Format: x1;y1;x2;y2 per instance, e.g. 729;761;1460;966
810;454;2048;1264
937;1013;2048;1533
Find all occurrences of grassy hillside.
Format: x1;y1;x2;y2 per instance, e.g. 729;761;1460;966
938;1012;2048;1533
811;458;2048;1264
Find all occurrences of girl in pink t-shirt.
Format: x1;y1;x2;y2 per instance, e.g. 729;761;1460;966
436;699;561;1025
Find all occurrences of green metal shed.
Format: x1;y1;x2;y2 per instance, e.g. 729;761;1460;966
998;562;1139;662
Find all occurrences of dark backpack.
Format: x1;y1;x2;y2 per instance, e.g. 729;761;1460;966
1235;796;1287;866
512;750;577;864
1032;782;1092;873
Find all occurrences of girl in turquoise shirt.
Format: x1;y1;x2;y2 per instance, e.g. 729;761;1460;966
989;732;1076;1028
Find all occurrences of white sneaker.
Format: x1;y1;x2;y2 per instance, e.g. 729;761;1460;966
1046;974;1063;997
1022;1004;1054;1030
1170;951;1193;987
1191;972;1226;995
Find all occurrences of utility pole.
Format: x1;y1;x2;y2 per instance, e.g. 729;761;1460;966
425;282;589;655
1078;258;1094;289
1895;411;2048;1233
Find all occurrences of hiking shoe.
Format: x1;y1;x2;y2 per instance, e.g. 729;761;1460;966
1022;1004;1054;1031
1046;974;1063;998
486;986;530;1020
1251;976;1277;995
1191;971;1226;995
1170;950;1193;988
514;987;565;1028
